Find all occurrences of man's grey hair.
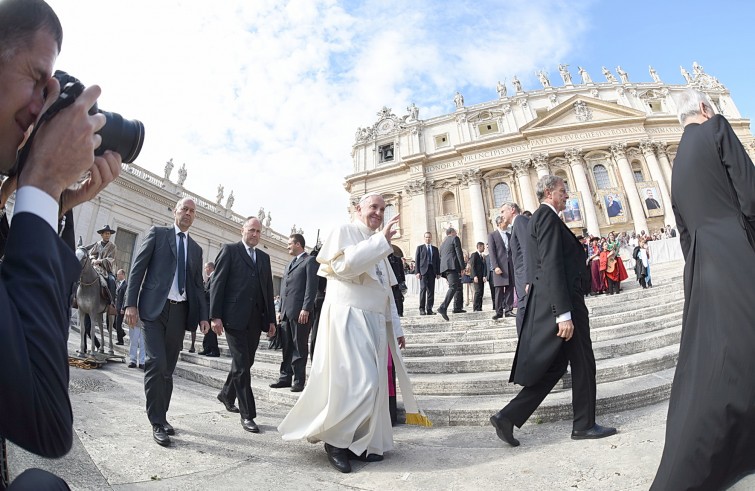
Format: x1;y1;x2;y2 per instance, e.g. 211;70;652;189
503;202;521;214
677;88;715;125
0;0;63;64
535;175;564;202
446;227;456;236
495;215;504;225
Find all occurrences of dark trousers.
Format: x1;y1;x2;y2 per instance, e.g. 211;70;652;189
498;301;596;431
472;276;485;311
440;270;463;311
515;293;528;337
391;285;404;316
309;294;325;362
418;269;436;312
495;285;515;316
7;468;70;490
114;313;126;343
487;272;496;309
278;317;310;386
83;316;100;350
202;329;219;354
143;300;188;426
221;308;263;420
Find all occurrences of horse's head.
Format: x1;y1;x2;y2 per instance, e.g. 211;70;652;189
75;246;89;265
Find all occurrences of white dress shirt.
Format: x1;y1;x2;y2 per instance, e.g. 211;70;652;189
167;224;188;302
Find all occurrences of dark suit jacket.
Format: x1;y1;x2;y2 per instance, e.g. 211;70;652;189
439;234;464;274
646;198;661;210
115;279;127;311
125;226;207;329
510;214;531;300
468;251;486;279
0;213;79;459
210;241;275;330
510;204;591;386
279;252;318;323
488;228;511;287
414;243;440;276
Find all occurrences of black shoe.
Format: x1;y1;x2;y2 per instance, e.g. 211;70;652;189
152;424;171;447
115;342;124;346
270;381;292;389
348;449;384;462
504;311;516;318
571;424;617;440
206;351;220;357
492;314;502;320
490;414;520;447
188;347;195;353
163;422;175;436
419;310;426;315
128;362;137;368
426;310;436;315
198;350;207;355
452;309;467;314
140;364;145;371
438;308;449;321
290;384;304;393
324;443;351;473
217;393;240;413
241;418;260;433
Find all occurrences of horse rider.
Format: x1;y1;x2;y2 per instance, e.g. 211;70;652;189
85;225;117;305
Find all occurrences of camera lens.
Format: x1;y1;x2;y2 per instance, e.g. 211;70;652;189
96;111;145;163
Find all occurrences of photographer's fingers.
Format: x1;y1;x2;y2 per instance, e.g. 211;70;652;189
36;77;60;124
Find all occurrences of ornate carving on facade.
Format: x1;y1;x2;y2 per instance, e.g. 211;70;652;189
626;147;642;160
354;107;408;144
655;141;669;155
639;139;655;156
502;103;512;115
456;113;467;125
565;147;583;166
433;178;461;190
404;178;426;196
349;195;360;207
687;61;726;91
531;153;549;173
590;88;599;98
468;109;503;123
512;159;532;177
457;168;482;188
573;100;593;122
517;98;529;109
548;93;558;108
609;142;627;160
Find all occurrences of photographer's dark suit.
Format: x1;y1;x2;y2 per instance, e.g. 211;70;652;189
489;228;514;317
125;225;207;428
211;242;275;421
497;204;595;432
276;252;318;387
438;233;464;313
510;214;531;335
414;243;440;313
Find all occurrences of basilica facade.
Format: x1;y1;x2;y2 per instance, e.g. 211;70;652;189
345;63;755;258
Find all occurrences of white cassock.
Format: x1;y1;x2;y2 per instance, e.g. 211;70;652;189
278;220;429;456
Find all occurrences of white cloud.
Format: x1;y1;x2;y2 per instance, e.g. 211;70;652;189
46;0;592;243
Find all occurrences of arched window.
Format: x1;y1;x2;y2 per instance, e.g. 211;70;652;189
382;203;396;227
442;192;457;215
493;183;512;207
631;162;644;182
555;170;570;193
592;164;611;190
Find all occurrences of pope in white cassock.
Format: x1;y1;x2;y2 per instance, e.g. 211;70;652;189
278;193;430;474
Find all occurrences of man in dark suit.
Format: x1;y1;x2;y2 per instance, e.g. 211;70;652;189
270;233;318;392
199;262;220;357
414;231;440;315
490;175;616;447
485;244;495;309
606;195;623;217
0;1;121;487
645;189;661;210
488;216;515;320
114;269;127;345
388;252;406;316
437;227;465;321
211;217;276;434
124;197;210;447
501;202;530;335
468;242;487;311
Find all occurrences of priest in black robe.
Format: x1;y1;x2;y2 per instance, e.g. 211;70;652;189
651;89;755;490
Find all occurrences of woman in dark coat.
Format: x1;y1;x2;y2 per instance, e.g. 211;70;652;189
651;90;755;490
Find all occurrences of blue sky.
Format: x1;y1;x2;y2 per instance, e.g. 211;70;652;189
46;0;755;239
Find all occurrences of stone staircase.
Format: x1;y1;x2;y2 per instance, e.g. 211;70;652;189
92;260;685;427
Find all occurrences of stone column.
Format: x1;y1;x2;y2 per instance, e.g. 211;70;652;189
565;148;601;237
513;159;538;213
458;169;489;244
640;140;675;228
610;143;648;234
532;153;550;178
405;178;428;248
655;141;673;191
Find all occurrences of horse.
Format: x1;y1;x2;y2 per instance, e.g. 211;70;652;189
75;246;114;358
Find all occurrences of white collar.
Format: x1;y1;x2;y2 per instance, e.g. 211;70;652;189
542;202;558;215
173;224;189;238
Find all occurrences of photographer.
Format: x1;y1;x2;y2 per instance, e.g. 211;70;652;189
0;0;121;488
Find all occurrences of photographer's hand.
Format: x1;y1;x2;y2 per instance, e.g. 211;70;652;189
18;81;107;201
60;151;121;215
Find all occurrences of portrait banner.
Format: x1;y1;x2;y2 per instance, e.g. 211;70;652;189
600;188;628;224
636;181;664;217
561;191;585;229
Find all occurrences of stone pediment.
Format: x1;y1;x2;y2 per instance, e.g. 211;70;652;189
520;96;647;134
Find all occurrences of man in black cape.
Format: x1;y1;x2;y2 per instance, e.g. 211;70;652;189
651;89;755;490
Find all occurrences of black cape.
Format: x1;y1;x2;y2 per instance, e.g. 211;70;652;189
651;115;755;490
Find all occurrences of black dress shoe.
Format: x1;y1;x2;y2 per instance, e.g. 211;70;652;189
490;414;520;447
571;424;617;440
324;443;351;473
290;384;304;393
163;422;175;435
198;350;207;355
348;449;384;462
270;381;292;389
188;347;196;353
452;309;467;314
241;418;260;433
419;310;426;315
492;314;502;320
504;311;516;318
152;424;171;447
206;351;220;357
426;310;436;315
115;341;124;346
128;362;137;368
217;393;240;413
437;308;449;321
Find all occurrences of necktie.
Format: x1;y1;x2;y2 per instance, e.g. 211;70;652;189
427;244;431;260
177;232;186;295
288;255;297;273
249;247;256;265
